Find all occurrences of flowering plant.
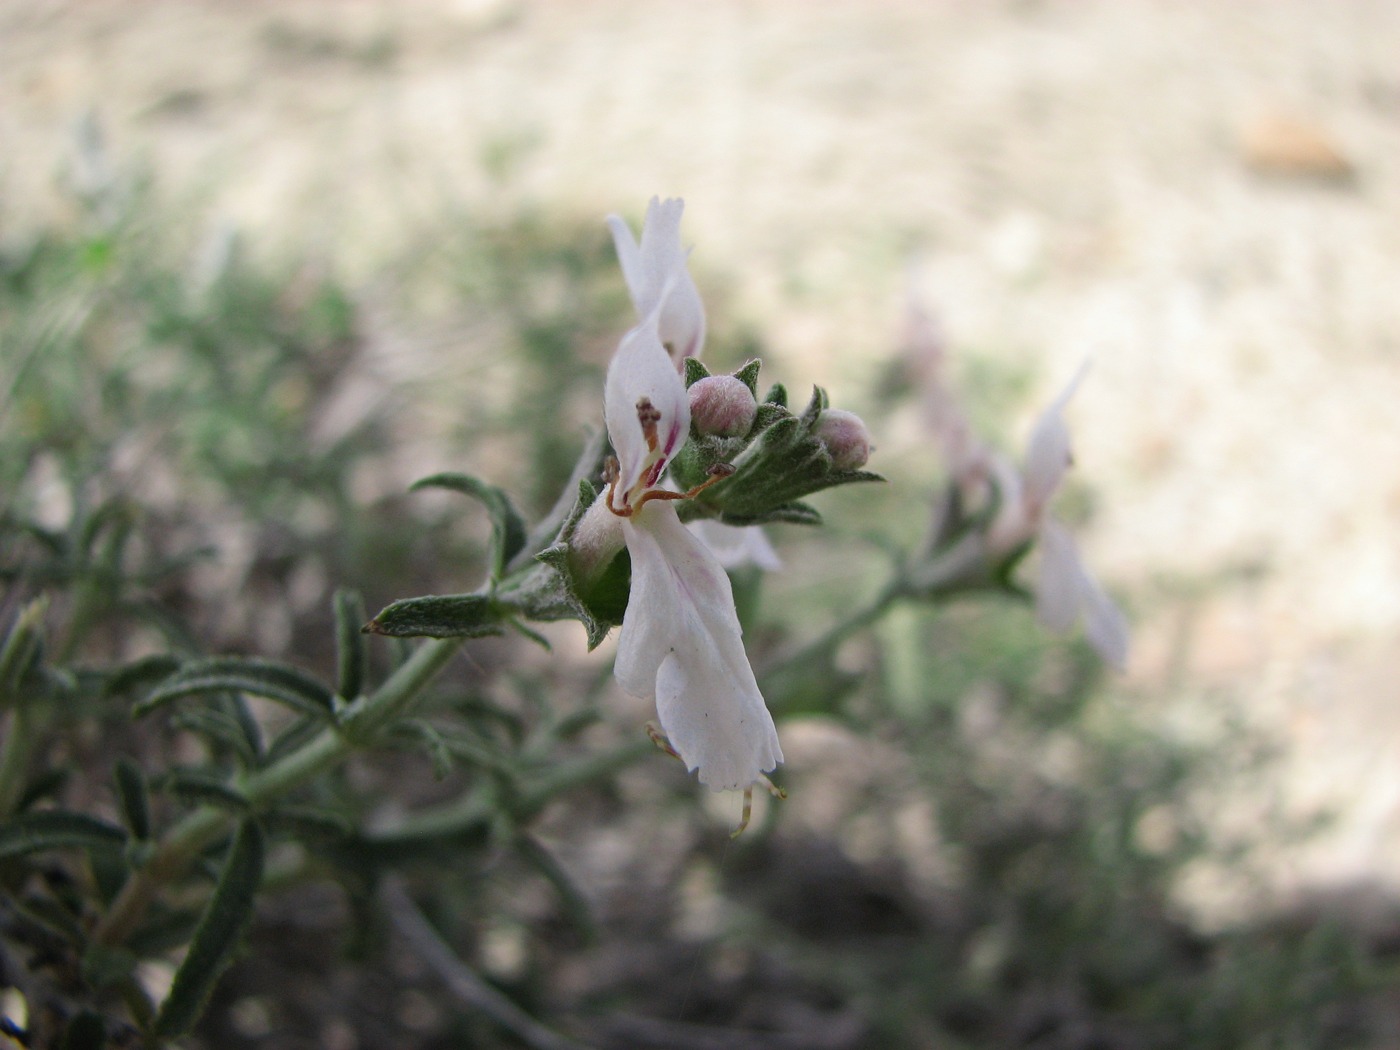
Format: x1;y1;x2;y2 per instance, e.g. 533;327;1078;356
0;191;1133;1049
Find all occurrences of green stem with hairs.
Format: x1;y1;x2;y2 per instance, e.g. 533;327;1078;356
94;636;463;947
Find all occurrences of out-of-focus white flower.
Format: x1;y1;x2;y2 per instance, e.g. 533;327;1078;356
987;365;1130;670
688;518;783;572
603;298;782;793
607;197;706;364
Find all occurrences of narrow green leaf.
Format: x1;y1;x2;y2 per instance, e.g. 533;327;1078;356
152;820;265;1040
0;596;47;701
720;501;823;527
0;810;127;858
125;906;204;958
363;593;505;639
113;758;151;840
393;720;455;779
168;708;263;769
134;657;336;722
103;653;182;700
157;771;250;812
263;714;324;765
411;473;528;581
218;693;266;765
333;589;369;701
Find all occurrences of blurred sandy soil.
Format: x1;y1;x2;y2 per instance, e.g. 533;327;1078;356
4;0;1400;909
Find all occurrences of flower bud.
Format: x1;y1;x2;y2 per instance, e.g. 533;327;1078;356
688;375;757;438
813;409;871;470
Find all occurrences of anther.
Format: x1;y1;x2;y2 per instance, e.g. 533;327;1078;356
636;398;662;452
646;721;683;761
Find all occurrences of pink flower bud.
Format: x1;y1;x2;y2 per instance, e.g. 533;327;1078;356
688;375;757;438
814;409;871;470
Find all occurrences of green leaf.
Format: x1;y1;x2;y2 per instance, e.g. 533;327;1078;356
717;501;824;527
412;472;528;582
156;771;250;812
113;758;151;840
0;810;127;858
152;819;265;1040
134;657;336;722
682;356;712;387
168;706;263;769
333;589;369;700
363;593;506;639
733;358;762;396
103;653;182;700
393;720;456;779
0;597;46;689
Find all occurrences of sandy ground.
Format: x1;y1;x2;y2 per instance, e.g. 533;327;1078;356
4;0;1400;906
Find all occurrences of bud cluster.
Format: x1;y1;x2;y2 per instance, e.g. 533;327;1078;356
666;357;880;527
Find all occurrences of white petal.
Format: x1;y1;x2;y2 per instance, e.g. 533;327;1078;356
1035;519;1083;633
983;452;1034;555
1036;518;1130;669
689;519;782;572
1023;360;1089;510
603;314;691;498
615;502;782;790
607;197;706;362
1082;581;1130;671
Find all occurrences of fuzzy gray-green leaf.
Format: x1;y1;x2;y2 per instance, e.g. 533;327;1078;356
152;819;265;1040
363;593;506;639
0;810;128;858
134;657;336;722
114;758;151;841
333;589;369;700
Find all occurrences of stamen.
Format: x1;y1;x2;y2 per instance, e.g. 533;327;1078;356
731;785;754;838
645;721;682;761
756;772;787;800
633;461;736;511
636;398;662;452
603;456;628;516
731;776;785;838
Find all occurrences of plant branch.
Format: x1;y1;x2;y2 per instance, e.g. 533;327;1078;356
94;637;464;947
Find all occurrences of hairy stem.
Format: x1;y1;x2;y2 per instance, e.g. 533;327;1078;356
95;637;463;946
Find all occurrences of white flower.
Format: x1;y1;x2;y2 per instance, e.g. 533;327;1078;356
989;365;1130;670
610;198;780;575
688;518;783;572
608;197;707;364
603;301;782;792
